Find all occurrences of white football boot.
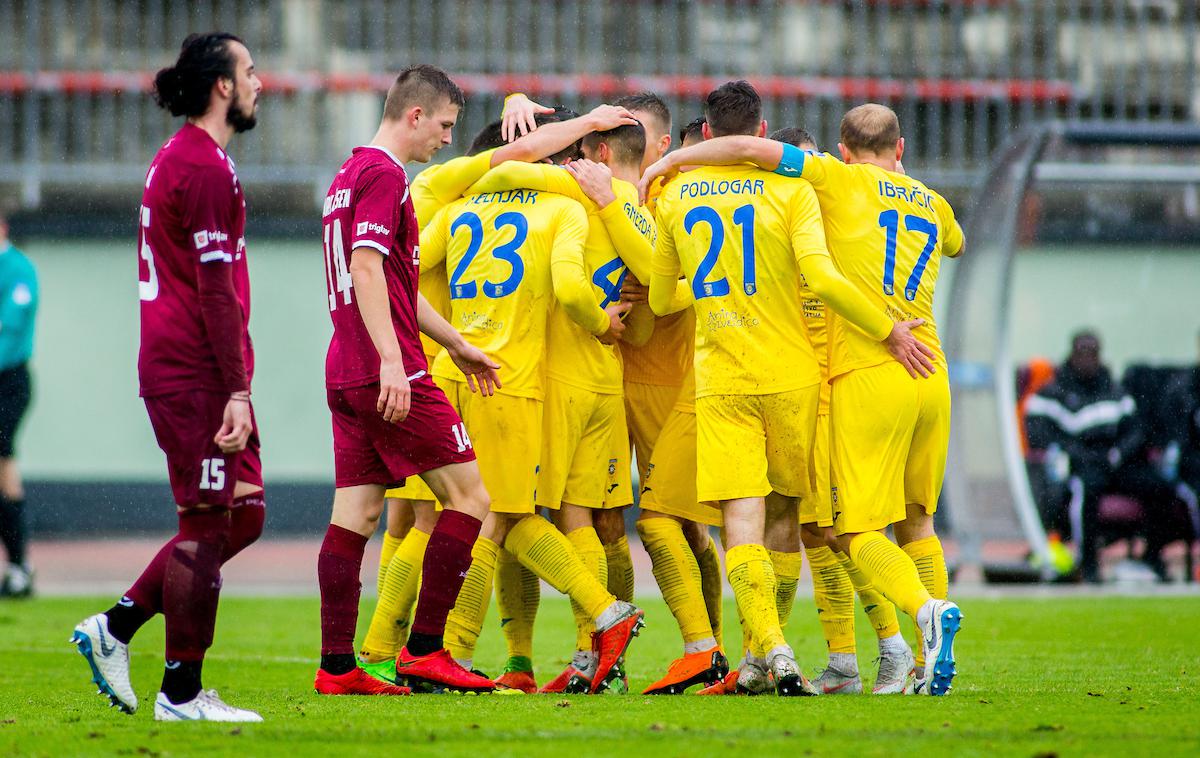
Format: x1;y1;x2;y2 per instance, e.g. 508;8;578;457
813;663;864;695
918;599;963;696
154;689;263;722
872;646;916;695
71;613;137;714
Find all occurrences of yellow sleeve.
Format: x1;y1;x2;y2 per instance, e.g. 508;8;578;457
550;203;609;336
938;195;965;257
648;199;685;317
468;162;590;205
596;199;655;281
418;204;451;273
787;182;831;260
622;304;655;347
797;253;892;342
798;151;839;189
424;150;497;205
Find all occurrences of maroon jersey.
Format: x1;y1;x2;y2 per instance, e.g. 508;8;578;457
322;145;425;389
137;123;252;397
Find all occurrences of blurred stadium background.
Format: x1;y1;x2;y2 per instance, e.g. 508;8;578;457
1;1;1198;586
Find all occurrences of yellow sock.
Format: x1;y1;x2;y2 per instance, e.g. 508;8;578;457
836;550;900;639
495;547;539;663
378;531;402;591
444;538;500;662
604;535;635;602
903;535;948;670
505;516;615;621
768;549;802;630
848;532;931;620
637;518;712;645
566;527;608;650
805;545;857;654
360;527;429;659
725;544;786;655
696;536;724;650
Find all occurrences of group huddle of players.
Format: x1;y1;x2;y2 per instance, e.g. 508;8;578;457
69;33;963;723
346;79;965;698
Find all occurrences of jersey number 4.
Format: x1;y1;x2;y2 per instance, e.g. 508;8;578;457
877;210;937;301
324;222;354;311
684;204;756;300
449;211;527;299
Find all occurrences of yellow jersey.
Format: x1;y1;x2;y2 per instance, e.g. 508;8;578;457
418;188;603;401
411;149;498;359
469;163;664;394
775;147;964;379
798;277;831;415
625;173;690;389
652;165;826;398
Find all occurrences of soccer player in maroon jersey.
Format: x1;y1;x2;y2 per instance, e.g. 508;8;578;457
71;32;265;722
314;65;503;696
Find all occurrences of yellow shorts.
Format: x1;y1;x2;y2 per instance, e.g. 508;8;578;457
696;385;819;502
798;413;833;528
537;382;632;510
624;381;679;482
639;409;722;527
436;376;542;515
830;363;951;535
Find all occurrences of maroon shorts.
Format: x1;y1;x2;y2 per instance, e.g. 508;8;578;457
144;390;263;508
327;375;476;489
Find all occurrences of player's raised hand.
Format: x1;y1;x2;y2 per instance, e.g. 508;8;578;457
638;156;679;205
449;341;503;397
215;395;253;453
502;93;554;142
565;159;616;208
620;273;649;304
884;319;939;378
586;104;639;132
377;357;412;424
598;301;633;344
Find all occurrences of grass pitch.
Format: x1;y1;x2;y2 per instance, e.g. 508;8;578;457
1;593;1197;757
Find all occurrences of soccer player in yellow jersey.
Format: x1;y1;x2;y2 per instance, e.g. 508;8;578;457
359;106;640;678
418;121;645;695
760;127;911;696
647;82;935;696
641;102;964;697
463;123;658;692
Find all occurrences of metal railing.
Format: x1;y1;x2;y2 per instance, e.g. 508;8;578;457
1;0;1196;212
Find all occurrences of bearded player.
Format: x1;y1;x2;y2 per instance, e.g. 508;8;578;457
72;32;266;722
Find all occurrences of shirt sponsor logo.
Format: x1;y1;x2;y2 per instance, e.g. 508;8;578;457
356;221;390;237
193;230;229;249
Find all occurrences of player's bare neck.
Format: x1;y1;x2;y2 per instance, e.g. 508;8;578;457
609;160;641;185
370;122;419;164
188;112;235;151
846;152;897;173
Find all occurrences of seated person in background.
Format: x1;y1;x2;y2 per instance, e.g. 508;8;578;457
1025;331;1175;582
1164;335;1200;549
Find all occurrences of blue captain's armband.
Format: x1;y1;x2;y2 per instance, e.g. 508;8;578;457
774;142;808;177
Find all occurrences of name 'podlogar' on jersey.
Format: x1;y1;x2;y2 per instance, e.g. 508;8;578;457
776;147;964;379
652;165;825;398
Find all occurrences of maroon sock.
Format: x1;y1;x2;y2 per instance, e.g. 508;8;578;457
409;510;482;644
112;493;266;643
225;492;266;562
318;523;368;656
163;508;230;662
